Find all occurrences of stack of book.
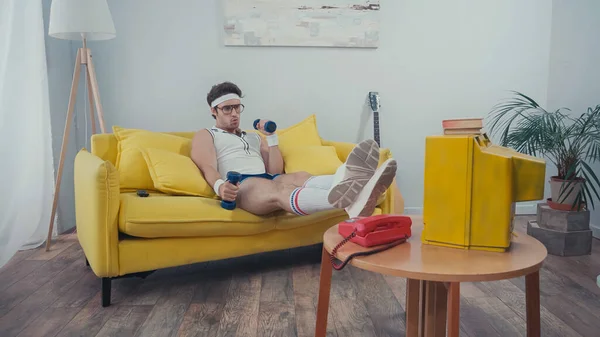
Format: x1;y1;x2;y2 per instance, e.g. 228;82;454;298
442;118;483;135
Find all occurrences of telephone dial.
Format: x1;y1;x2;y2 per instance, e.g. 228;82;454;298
329;215;412;270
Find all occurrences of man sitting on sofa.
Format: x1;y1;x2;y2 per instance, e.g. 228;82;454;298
190;81;397;218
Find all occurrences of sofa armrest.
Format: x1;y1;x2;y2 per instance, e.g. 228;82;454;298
74;149;120;277
321;138;405;214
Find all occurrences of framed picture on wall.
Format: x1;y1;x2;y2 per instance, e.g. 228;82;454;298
222;1;381;48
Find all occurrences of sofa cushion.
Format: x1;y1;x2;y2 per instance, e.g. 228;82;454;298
119;193;271;238
282;145;343;175
118;193;375;238
91;132;195;166
113;126;192;191
140;147;217;198
275;114;323;154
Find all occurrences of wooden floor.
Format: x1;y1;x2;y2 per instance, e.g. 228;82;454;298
1;216;599;337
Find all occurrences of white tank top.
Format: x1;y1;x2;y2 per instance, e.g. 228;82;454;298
207;126;266;178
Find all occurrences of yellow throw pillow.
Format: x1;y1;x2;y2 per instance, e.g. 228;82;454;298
276;114;323;154
113;126;192;190
282;146;343;176
139;147;216;198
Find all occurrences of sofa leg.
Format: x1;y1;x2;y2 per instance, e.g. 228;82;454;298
85;258;90;267
102;278;111;307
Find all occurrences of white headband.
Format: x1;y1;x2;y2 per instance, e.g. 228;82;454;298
211;93;241;108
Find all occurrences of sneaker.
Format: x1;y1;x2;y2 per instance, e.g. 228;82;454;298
345;158;397;218
327;139;380;208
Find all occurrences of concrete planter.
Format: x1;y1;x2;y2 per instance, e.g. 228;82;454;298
527;203;592;256
536;203;590;232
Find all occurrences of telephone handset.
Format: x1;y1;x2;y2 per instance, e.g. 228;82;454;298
329;215;412;270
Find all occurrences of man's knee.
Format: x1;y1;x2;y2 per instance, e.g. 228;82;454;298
296;171;312;181
258;179;285;202
238;178;280;207
288;171;311;186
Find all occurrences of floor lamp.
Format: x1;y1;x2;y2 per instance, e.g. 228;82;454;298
46;0;116;251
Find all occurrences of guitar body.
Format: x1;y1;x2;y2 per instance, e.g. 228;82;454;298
369;92;381;147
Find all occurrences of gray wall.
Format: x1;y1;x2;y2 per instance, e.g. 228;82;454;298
43;0;85;233
547;0;600;231
85;0;553;213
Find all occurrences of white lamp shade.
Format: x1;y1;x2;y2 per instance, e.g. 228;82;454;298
48;0;116;41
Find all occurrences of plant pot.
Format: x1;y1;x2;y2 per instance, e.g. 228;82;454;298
546;198;587;211
549;176;586;210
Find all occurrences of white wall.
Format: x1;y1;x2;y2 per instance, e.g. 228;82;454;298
83;0;553;213
547;0;600;232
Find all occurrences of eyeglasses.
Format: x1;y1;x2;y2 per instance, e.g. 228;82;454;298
217;104;245;115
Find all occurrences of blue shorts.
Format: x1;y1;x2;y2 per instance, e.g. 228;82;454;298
239;173;280;184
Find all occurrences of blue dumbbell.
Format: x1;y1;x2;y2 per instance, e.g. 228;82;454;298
253;119;277;133
220;171;242;210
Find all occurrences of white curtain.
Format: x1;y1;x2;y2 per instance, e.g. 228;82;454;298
0;0;55;267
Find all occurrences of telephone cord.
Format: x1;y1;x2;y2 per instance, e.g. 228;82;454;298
329;230;357;270
329;230;408;271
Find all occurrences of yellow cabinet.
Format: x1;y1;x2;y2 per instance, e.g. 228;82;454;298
422;133;546;252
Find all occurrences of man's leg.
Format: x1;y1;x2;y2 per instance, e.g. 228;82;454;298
235;178;291;215
235;159;397;217
273;171;313;187
274;172;338;190
301;175;335;189
234;138;394;216
273;139;382;191
235;138;380;216
236;161;397;217
273;171;338;189
235;177;338;216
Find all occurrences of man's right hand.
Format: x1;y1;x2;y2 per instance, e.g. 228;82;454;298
219;181;239;202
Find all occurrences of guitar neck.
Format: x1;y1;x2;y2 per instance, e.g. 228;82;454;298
373;111;380;147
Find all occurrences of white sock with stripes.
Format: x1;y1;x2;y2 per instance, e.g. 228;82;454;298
302;175;335;190
289;187;336;215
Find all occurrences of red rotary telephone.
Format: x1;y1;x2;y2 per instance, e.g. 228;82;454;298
329;215;412;270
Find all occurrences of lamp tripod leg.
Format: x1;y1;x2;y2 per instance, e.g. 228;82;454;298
86;64;96;134
46;49;82;251
85;50;106;133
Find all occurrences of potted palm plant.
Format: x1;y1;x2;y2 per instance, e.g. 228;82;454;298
487;91;600;211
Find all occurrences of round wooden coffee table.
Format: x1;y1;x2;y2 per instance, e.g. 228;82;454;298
314;215;547;337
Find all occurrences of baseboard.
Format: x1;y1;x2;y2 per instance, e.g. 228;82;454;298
591;223;600;240
403;207;424;215
515;203;538;215
404;202;539;216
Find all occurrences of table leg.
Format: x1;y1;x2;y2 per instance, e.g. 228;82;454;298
423;281;447;337
526;271;541;337
315;246;333;337
434;282;447;337
447;282;460;337
419;280;426;336
406;279;421;337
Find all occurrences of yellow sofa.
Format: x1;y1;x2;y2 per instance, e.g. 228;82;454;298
73;115;403;306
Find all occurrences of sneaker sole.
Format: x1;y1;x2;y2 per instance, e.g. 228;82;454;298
327;139;380;208
346;159;397;218
343;139;380;176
